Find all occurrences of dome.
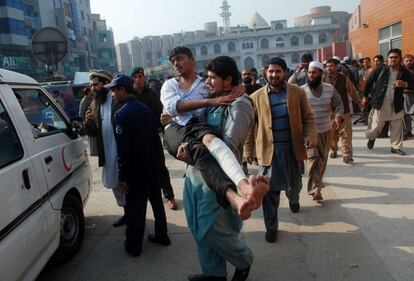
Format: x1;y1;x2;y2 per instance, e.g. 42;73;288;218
248;12;269;28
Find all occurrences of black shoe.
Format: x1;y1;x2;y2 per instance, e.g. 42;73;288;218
329;151;337;158
148;234;171;246
188;274;227;281
289;202;300;213
124;241;141;257
367;139;375;150
265;230;277;243
113;215;126;227
231;266;250;281
391;148;406;155
407;132;414;138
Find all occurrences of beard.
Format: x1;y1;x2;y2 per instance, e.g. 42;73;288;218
307;75;322;90
93;87;109;104
242;77;252;85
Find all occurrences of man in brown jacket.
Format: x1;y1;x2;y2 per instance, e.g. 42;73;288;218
324;58;362;164
244;57;317;243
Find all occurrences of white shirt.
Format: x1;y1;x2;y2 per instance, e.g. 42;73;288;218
100;92;118;189
160;76;209;125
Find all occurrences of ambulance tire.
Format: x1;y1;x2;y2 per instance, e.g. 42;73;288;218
51;194;85;264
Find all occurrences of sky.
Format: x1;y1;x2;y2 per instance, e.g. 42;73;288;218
90;0;360;44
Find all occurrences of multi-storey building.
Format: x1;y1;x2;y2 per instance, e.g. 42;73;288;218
92;13;116;74
0;0;117;80
349;0;414;60
116;4;350;79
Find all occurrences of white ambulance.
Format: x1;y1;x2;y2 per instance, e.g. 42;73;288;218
0;68;92;281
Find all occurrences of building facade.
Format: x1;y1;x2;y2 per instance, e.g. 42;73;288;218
116;5;349;78
0;0;117;80
349;0;414;60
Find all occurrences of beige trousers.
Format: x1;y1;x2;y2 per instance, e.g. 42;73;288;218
306;130;332;194
331;113;353;157
366;109;404;149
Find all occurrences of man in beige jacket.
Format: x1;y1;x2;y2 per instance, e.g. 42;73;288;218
244;57;317;243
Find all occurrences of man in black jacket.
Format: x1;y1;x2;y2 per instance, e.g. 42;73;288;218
363;49;414;155
131;67;179;210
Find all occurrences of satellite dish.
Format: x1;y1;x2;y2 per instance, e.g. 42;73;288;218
32;27;68;71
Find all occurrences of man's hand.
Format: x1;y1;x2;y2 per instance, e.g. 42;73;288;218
395;80;408;88
208;95;236;107
176;142;195;165
116;181;128;195
304;140;316;149
160;112;174;126
85;107;94;123
334;115;342;129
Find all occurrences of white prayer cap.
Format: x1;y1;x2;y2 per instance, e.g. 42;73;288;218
309;61;324;71
332;56;341;61
343;56;350;62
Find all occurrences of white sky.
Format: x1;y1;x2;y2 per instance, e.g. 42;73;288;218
90;0;360;44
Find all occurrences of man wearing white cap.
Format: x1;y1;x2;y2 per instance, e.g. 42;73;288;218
302;62;344;200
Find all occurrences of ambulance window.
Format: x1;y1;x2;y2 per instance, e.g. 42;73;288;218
13;88;69;138
0;101;24;168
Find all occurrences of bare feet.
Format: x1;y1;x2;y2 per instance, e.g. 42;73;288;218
247;175;270;209
226;189;256;220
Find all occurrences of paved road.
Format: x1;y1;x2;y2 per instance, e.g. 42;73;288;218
37;124;414;281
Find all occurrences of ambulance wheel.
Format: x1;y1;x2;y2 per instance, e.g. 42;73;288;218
51;194;85;264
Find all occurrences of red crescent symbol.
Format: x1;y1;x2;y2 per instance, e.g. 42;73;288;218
61;147;72;172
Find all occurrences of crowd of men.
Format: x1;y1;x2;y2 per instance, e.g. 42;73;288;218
79;46;413;281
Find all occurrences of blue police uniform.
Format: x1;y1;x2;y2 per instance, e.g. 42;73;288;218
113;96;168;256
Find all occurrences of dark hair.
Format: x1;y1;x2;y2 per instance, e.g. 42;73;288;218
388;48;402;57
374;54;384;62
404;54;414;60
326;58;339;65
169;46;193;61
301;53;313;62
83;87;91;95
205;56;239;86
265;57;287;71
250;67;258;74
363;57;371;62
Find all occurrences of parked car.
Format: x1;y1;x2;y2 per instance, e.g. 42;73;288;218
0;68;92;281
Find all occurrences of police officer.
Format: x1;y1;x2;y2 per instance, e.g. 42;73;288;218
130;66;179;210
104;74;170;257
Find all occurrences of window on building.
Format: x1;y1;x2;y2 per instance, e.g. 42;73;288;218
244;56;254;69
290;36;299;47
260;38;269;49
227;41;236;52
275;23;283;30
213;43;221;54
242;41;254;49
81;11;85;20
379;22;402;58
304;34;313;45
99;33;108;43
319;33;327;44
291;53;300;64
200;45;208;55
261;55;270;67
276;37;285;48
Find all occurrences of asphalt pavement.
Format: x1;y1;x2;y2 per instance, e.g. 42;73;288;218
37;123;414;281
